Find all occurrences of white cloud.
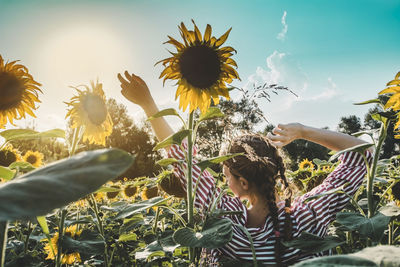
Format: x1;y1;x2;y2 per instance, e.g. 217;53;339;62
277;11;288;41
245;50;308;102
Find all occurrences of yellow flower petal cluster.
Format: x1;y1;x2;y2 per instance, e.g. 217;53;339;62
23;150;44;167
298;158;314;170
43;225;82;265
65;80;113;146
379;71;400;138
0;55;42;128
158;20;240;114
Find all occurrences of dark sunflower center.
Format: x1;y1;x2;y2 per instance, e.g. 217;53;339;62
124;185;137;197
0;72;25;111
26;155;37;165
82;94;108;125
0;150;17;167
179;45;221;89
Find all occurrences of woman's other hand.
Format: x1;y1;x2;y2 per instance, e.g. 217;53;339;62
118;71;153;107
267;123;304;148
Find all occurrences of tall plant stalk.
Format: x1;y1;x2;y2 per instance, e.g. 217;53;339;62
367;120;388;218
0;222;8;267
186;112;195;262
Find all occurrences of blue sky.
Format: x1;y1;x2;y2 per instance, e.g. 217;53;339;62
0;0;399;132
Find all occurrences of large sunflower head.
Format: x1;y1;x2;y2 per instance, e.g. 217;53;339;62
43;225;82;265
23;150;44;167
65;80;113;146
158;20;240;114
0;144;22;167
0;55;42;128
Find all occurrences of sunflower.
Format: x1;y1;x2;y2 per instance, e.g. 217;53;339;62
141;186;159;200
43;225;82;265
22;150;44;167
0;144;22;167
65;80;113;146
0;55;42;128
379;71;400;111
298;159;314;170
159;173;186;198
158;20;240;114
123;184;138;199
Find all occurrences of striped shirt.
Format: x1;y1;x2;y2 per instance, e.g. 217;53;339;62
168;142;372;266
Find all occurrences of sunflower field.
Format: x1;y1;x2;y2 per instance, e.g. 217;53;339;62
1;19;400;267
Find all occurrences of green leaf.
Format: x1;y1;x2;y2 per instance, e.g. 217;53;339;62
156;158;180;167
196;153;243;172
0;166;15;181
378;204;400;217
0;148;134;221
282;232;345;254
293;255;377;266
336;212;391;241
173;217;232;249
354;98;381;106
198;107;225;122
329;143;374;162
153;130;190;151
135;236;178;260
61;235;105;255
147;108;180;121
0;128;65;142
94;186;121;193
8;161;35;173
36;216;49;235
114;197;168;220
294;245;400;267
118;233;138;242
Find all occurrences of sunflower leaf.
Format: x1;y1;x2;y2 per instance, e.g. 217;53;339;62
198;107;225;122
0;148;133;221
173;217;232;249
0;166;15;181
8;161;35;173
0;128;65;142
354;99;381;106
196;153;243;172
147;108;180;121
156;158;181;167
153;130;190;151
36;216;49;235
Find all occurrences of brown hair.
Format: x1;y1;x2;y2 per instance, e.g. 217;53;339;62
223;134;292;265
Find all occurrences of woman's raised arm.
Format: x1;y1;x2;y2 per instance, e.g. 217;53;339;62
267;123;368;152
117;71;173;142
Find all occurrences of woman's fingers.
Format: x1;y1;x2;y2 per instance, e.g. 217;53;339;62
272;127;285;135
118;73;129;86
124;71;132;81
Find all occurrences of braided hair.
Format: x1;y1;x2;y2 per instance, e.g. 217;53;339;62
223;134;293;265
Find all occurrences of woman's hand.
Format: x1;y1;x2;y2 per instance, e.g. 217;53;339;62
267;123;304;148
117;71;153;107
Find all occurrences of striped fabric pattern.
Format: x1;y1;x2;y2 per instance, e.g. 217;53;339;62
168;143;372;265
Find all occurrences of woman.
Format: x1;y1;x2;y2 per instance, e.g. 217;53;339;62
118;71;372;266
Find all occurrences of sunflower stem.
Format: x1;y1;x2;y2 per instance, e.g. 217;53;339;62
23;221;33;254
89;194;109;267
367;120;388;218
186;112;195;262
69;126;82;157
0;221;8;267
56;209;67;267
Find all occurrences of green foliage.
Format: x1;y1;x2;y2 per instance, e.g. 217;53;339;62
173;218;232;249
153;130;190;151
0;148;133;221
282;232;345;254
